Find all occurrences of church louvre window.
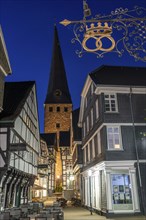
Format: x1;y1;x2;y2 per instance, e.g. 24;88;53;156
56;123;60;128
56;106;60;112
49;106;53;112
64;107;68;112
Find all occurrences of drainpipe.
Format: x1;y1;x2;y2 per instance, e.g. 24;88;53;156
129;86;144;214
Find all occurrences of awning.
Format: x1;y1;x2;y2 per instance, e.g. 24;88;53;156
32;184;47;190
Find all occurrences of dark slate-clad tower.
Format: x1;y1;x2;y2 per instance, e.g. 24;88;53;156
44;26;73;190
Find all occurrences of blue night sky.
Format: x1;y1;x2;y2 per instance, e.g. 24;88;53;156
0;0;146;132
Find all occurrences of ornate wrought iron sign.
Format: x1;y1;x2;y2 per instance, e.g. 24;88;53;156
60;0;146;62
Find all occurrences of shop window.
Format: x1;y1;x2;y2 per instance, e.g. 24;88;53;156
111;174;133;210
107;126;122;150
104;94;118;112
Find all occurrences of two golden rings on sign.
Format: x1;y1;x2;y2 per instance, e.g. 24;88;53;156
82;35;115;52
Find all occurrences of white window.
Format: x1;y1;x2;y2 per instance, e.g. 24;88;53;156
92;138;95;158
95;99;99;119
91;108;93;128
97;132;101;155
88;143;90;161
104;94;118;112
84;147;86;164
107;126;122;150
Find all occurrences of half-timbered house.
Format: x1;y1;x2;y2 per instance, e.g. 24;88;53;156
40;133;56;196
0;81;40;210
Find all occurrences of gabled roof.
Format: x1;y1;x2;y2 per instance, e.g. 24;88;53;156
0;26;12;75
40;133;57;148
89;65;146;86
72;108;81;142
59;131;70;147
45;26;72;104
0;81;35;122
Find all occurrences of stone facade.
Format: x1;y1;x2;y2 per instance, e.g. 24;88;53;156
44;104;72;133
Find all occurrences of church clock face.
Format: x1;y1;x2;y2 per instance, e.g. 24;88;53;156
54;89;62;97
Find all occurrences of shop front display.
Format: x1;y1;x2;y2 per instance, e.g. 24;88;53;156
111;174;133;210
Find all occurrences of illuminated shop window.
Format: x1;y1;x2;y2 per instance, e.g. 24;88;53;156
111;174;133;210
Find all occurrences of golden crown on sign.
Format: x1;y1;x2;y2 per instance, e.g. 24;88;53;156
85;22;112;37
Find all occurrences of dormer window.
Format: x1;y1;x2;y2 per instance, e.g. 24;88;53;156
104;94;118;112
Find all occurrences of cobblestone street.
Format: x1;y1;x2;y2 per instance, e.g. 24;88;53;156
63;206;146;220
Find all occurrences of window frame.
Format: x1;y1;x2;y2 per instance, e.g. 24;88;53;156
49;106;53;112
56;106;60;112
95;99;99;119
91;108;93;128
107;126;122;150
64;107;68;112
86;116;89;133
56;123;60;129
104;93;118;113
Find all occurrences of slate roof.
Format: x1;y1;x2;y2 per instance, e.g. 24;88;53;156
45;26;72;104
40;133;57;148
59;131;70;147
89;65;146;86
0;81;35;122
72;108;82;142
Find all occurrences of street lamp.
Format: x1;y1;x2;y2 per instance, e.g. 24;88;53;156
129;87;145;214
88;170;92;215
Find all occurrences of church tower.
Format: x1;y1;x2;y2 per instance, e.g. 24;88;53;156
44;26;73;191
